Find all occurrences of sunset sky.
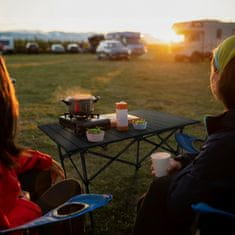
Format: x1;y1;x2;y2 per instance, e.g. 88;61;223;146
1;0;235;42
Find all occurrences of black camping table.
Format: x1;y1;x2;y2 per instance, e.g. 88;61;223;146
39;110;199;193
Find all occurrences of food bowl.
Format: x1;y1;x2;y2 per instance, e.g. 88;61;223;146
86;130;105;142
132;120;147;130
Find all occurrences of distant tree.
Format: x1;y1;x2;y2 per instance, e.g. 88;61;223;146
35;39;49;53
15;39;27;53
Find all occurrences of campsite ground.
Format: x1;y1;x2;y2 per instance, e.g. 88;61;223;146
5;46;222;234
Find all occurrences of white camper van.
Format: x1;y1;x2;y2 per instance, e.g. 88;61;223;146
172;20;235;61
0;37;14;53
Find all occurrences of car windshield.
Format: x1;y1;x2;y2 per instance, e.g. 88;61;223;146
108;42;123;48
125;38;141;44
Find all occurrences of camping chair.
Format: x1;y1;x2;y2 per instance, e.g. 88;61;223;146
191;202;235;235
175;132;235;234
175;132;204;154
0;193;112;235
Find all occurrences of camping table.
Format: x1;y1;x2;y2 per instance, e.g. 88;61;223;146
39;110;199;193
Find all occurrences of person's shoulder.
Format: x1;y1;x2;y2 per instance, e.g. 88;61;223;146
206;130;235;147
198;131;235;163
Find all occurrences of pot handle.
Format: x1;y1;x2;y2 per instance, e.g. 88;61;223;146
93;96;101;103
61;99;71;105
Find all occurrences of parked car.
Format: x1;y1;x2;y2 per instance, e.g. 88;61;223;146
67;43;82;53
51;44;65;53
106;32;147;56
26;42;40;54
96;40;131;60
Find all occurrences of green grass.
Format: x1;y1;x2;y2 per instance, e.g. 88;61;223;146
5;48;223;234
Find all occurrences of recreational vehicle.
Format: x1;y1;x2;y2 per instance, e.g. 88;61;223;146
0;36;14;53
88;34;105;53
172;20;235;61
105;32;147;56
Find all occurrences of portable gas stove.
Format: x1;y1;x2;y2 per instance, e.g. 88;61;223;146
59;113;111;135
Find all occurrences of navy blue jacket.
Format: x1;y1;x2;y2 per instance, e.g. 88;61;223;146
167;110;235;230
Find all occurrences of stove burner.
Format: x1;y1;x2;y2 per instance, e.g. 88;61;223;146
63;112;100;120
59;113;110;135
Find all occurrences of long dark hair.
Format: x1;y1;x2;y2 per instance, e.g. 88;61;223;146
0;57;22;167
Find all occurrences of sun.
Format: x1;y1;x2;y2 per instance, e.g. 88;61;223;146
149;21;184;44
159;28;184;44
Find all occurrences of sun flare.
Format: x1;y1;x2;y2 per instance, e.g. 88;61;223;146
158;29;184;44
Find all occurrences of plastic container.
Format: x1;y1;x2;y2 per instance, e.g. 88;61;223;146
132;120;147;130
86;130;105;142
116;101;128;131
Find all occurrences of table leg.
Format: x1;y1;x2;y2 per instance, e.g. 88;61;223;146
80;151;90;193
79;152;95;233
136;139;141;170
57;145;67;178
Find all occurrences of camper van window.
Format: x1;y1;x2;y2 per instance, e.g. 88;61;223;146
0;40;10;46
216;29;223;39
187;32;200;42
192;22;203;27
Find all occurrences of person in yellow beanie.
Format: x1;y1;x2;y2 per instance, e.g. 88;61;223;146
213;35;235;73
211;35;235;109
134;36;235;235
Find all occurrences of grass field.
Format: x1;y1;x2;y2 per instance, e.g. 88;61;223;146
5;47;223;235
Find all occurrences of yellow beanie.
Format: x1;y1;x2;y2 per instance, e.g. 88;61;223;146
214;35;235;73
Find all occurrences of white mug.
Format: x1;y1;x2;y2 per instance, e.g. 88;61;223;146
151;152;171;177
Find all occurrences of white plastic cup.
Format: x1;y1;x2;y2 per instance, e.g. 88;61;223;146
151;152;171;177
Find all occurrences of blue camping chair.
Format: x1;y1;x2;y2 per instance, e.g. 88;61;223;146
175;132;203;154
191;203;235;235
175;133;235;234
0;194;112;234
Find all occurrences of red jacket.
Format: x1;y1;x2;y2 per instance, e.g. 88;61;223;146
0;150;52;229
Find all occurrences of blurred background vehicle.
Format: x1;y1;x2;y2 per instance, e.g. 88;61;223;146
26;42;40;54
67;43;82;53
0;36;14;54
172;20;235;62
51;44;65;53
96;40;131;60
88;34;105;53
105;32;147;56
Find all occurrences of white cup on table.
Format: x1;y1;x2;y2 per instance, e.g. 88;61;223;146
151;152;171;177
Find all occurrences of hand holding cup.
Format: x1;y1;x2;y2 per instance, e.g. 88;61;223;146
151;152;182;177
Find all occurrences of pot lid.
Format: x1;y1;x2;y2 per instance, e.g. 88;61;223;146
65;94;95;101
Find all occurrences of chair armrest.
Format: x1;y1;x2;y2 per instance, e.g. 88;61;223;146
192;202;235;219
0;194;112;234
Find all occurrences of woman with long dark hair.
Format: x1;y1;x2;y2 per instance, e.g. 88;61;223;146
0;57;83;234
